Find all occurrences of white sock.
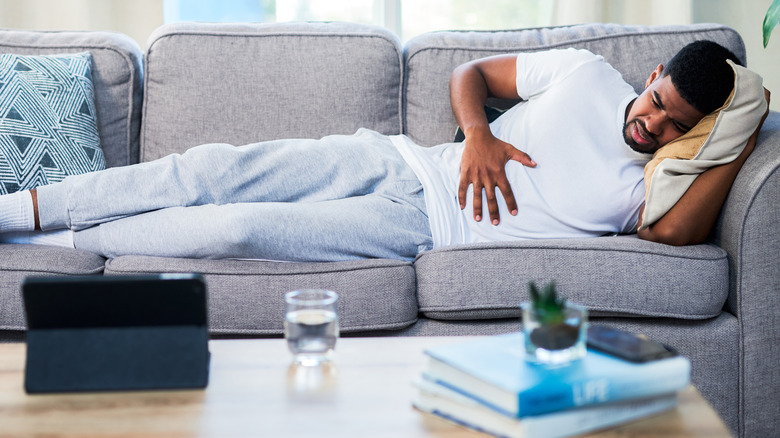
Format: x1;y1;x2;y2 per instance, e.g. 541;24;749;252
0;191;35;232
0;229;74;248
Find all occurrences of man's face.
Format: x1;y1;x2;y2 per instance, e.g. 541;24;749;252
623;68;705;154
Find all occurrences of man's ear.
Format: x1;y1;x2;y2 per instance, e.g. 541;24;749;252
644;64;664;88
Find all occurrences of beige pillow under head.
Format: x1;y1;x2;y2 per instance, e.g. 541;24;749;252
639;60;767;231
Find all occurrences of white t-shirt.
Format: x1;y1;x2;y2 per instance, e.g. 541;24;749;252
390;48;649;248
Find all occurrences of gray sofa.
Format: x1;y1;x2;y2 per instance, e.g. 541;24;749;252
0;21;777;437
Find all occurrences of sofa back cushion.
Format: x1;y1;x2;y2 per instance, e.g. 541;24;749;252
403;23;746;146
141;22;403;161
0;29;144;168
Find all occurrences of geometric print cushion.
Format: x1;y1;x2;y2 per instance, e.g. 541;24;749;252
0;52;105;195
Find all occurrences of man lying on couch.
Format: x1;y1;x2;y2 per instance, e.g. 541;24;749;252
0;40;770;262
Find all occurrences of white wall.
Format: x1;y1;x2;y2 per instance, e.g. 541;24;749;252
552;0;779;111
0;0;163;49
693;0;779;111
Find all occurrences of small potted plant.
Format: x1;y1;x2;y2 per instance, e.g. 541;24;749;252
521;281;588;365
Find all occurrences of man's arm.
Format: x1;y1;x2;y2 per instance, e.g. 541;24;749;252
450;55;536;225
638;89;771;245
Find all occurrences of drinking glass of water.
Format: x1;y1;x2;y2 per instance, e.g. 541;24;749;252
284;289;339;366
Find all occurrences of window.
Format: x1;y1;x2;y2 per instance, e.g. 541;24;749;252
399;0;552;40
163;0;275;23
163;0;553;41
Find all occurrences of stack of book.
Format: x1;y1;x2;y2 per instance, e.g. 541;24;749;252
413;332;691;438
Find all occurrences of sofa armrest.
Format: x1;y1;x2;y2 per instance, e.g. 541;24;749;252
710;110;780;437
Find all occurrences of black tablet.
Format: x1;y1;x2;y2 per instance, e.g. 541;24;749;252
22;274;210;393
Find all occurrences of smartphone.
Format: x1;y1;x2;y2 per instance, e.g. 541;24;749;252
587;325;677;363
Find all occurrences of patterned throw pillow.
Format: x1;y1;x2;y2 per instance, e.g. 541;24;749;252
0;52;105;195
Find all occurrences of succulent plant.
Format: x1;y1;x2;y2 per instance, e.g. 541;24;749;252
528;281;566;326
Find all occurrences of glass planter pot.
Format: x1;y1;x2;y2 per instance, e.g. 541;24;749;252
521;302;588;366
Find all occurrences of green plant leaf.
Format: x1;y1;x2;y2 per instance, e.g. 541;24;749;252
764;0;780;48
528;281;567;325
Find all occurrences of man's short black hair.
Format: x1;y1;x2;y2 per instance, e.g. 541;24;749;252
662;40;742;115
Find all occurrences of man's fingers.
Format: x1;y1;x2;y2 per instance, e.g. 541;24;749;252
461;179;518;224
458;176;488;222
472;185;483;222
509;149;537;167
458;180;469;209
498;181;518;217
485;185;501;225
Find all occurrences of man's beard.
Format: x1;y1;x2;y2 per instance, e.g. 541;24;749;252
623;119;659;154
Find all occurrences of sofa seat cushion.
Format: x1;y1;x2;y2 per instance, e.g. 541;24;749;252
104;256;418;335
0;245;105;330
414;235;728;321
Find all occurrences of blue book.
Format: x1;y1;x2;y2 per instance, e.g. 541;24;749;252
424;332;690;417
413;378;678;438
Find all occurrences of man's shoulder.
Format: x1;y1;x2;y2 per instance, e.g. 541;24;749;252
519;47;612;84
532;47;604;66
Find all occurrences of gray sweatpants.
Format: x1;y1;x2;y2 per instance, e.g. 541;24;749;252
35;129;433;261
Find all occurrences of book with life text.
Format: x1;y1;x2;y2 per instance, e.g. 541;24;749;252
413;377;678;438
424;332;690;417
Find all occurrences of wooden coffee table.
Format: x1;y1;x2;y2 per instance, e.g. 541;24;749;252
0;336;730;437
